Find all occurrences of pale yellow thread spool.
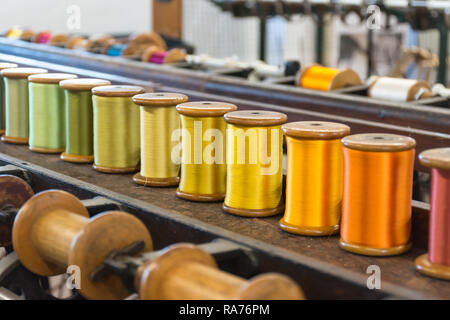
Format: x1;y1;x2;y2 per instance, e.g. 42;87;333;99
91;85;146;173
175;101;237;202
223;110;287;217
132;92;188;187
0;62;18;135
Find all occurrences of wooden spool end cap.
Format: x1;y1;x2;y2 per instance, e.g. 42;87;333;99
1;67;48;79
69;211;153;300
28;73;78;84
415;254;450;281
0;63;18;71
342;133;416;152
12;190;89;276
224;110;287;127
60;78;111;91
92;85;145;97
138;244;217;300
176;101;237;117
329;68;363;90
419;148;450;171
238;273;305;300
141;45;163;62
49;34;69;46
165;48;187;64
282;121;350;139
20;29;34;41
0;175;34;246
133;92;188;107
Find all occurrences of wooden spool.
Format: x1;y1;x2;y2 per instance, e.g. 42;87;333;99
12;190;153;300
296;64;362;91
137;243;304;300
0;175;34;246
368;76;432;102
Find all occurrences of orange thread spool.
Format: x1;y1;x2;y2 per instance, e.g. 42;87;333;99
296;65;362;91
280;122;350;236
340;134;416;256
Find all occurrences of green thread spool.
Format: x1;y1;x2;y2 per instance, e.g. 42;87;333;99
0;63;18;135
132;92;188;187
91;85;145;173
1;67;48;144
28;73;78;153
59;78;111;163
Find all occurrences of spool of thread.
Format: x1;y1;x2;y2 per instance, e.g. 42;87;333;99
432;83;450;99
19;29;34;41
132;92;188;187
129;32;167;50
415;148;450;280
33;31;52;44
66;36;87;50
59;78;111;163
0;63;18;135
296;65;362;91
106;43;127;56
340;133;416;256
5;28;22;39
142;46;186;64
49;33;69;47
223;110;286;217
175;101;237;202
12;189;153;300
91;85;145;173
0;67;48;144
368;76;432;102
280;121;350;235
28;73;78;153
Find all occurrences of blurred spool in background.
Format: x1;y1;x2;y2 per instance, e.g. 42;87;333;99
368;76;432;102
296;65;362;91
28;73;78;153
416;148;450;280
0;67;48;145
132;92;188;187
223;110;286;217
340;133;416;256
176;101;237;202
59;78;111;164
280;121;350;236
91;85;145;173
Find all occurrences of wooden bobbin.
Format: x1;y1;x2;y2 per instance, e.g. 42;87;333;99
280;121;350;236
66;36;87;50
19;29;34;41
49;34;69;47
223;110;287;217
28;73;78;153
59;78;111;164
0;62;18;135
132;92;188;187
91;85;146;173
176;101;238;202
0;175;34;246
137;243;304;300
12;190;153;300
340;133;416;256
296;64;362;91
1;67;48;145
415;148;450;280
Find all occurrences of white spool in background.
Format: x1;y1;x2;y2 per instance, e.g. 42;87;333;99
432;83;450;98
368;76;431;102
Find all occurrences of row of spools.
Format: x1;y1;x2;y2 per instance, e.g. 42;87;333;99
0;63;449;281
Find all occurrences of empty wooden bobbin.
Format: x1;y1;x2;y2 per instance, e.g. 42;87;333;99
132;92;188;187
340;134;416;256
368;76;432;102
28;73;78;153
415;148;450;280
0;62;18;135
296;64;362;91
91;85;146;173
223;110;287;217
59;78;111;164
137;243;305;300
12;190;153;300
0;175;34;246
176;101;237;202
1;67;48;145
280;121;350;236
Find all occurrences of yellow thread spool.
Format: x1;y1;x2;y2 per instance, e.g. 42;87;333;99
279;121;350;236
132;92;188;187
28;73;78;153
0;62;18;135
223;110;286;217
296;65;362;91
176;101;237;202
1;67;48;145
91;85;145;173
